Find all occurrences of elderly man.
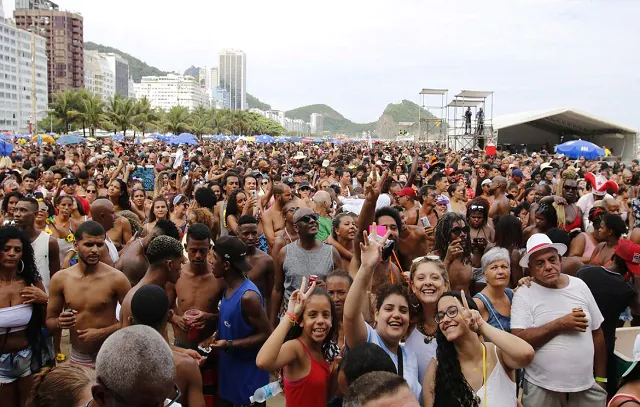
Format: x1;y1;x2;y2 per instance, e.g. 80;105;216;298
512;233;607;407
89;325;181;406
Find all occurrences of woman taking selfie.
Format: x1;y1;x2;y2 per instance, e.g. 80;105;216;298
423;291;534;406
344;225;422;398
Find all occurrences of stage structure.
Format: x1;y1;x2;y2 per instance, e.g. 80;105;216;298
446;90;495;151
417;89;448;143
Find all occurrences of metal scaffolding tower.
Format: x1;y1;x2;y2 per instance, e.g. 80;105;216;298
446;90;494;151
417;88;448;143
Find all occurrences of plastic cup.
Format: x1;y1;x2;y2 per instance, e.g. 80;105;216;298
184;309;202;341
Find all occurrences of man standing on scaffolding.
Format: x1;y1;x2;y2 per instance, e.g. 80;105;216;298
464;107;472;134
476;107;485;135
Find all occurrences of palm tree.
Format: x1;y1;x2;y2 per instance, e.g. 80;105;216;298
162;106;192;135
74;94;109;137
189;106;211;140
132;98;155;137
209;108;230;135
106;96;137;137
50;89;78;135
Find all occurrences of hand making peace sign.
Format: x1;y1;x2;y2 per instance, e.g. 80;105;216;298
460;290;484;334
287;276;317;319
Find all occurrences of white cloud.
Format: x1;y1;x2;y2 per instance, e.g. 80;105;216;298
4;0;639;128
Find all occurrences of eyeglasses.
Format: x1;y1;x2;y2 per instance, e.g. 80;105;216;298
92;379;181;407
435;305;460;324
297;214;319;223
86;190;96;194
451;225;470;236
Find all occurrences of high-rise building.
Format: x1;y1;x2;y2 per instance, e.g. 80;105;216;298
310;113;323;135
13;6;83;102
84;50;114;102
0;14;48;133
100;53;128;98
134;74;209;111
219;49;246;111
15;0;58;10
0;0;4;18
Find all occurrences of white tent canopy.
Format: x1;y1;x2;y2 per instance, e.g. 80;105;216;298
494;108;638;159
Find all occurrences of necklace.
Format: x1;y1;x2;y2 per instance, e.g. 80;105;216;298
418;320;437;344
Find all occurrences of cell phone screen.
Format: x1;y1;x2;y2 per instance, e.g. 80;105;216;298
368;225;387;240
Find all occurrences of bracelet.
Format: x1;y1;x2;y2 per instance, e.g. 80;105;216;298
595;377;607;383
285;312;298;325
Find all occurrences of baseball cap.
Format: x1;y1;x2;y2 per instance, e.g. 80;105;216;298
615;238;640;275
293;207;318;223
61;177;78;186
512;169;524;178
396;187;417;198
213;236;252;272
282;176;295;186
445;168;455;176
298;182;314;191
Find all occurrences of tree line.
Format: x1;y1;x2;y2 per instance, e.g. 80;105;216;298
39;89;288;138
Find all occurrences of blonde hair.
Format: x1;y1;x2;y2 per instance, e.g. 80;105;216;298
27;364;95;407
409;256;450;287
553;167;579;227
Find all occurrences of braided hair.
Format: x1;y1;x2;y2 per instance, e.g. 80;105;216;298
434;212;471;263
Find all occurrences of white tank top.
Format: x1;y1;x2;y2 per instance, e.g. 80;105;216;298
105;236;119;264
476;345;517;406
32;231;51;292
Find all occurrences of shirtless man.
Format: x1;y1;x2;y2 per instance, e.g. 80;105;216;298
488;176;510;220
46;220;131;368
168;223;224;350
396;187;420;226
90;198;127;265
129;285;206;407
394;208;431;271
213;172;240;238
119;235;185;327
271;199;300;258
115;219;181;286
417;184;439;228
261;183;293;251
237;215;274;310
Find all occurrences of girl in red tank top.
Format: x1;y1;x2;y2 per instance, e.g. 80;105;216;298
256;278;338;407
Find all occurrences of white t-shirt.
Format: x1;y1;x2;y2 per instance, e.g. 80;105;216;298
511;275;604;392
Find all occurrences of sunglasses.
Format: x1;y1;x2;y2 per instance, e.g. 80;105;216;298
297;214;319;223
435;305;460;324
451;225;470;236
469;204;485;211
412;254;441;264
86;189;96;194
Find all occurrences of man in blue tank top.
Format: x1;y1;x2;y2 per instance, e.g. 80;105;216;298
210;236;273;406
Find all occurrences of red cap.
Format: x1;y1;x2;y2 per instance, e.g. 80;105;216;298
615;239;640;275
445;168;455;176
396;187;417;198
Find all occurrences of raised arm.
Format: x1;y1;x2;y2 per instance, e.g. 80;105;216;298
269;247;286;326
344;227;390;349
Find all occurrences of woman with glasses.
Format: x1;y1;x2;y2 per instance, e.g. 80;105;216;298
94;175;108;197
344;226;422;399
0;226;51;407
84;180;98;205
430;212;472;293
472;248;514;332
422;291;534;407
405;256;449;385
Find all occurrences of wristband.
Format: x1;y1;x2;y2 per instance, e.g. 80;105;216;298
285;312;298;325
595;377;607;383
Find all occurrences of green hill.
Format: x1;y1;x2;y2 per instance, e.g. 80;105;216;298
286;104;375;134
84;42;173;81
247;94;271;110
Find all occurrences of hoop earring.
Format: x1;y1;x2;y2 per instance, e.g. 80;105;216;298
17;260;24;274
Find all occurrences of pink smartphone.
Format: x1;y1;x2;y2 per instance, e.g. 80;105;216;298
369;225;387;241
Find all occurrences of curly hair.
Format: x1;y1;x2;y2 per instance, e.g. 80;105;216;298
434;212;471;263
117;210;141;235
331;212;356;239
146;235;183;264
2;191;23;214
433;291;480;407
0;226;48;372
191;208;215;235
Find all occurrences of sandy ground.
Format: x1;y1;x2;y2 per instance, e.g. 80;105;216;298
59;329;286;406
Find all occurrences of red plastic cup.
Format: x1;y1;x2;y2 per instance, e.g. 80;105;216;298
184;309;202;342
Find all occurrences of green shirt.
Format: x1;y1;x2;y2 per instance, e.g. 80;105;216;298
317;216;332;242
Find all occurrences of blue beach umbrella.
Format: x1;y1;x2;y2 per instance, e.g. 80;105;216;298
555;139;605;160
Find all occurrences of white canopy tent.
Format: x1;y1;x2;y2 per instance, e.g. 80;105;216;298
494;108;638;159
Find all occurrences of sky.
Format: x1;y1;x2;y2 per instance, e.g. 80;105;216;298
4;0;640;129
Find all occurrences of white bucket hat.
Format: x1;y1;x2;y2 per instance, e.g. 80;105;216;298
519;233;567;267
293;152;306;160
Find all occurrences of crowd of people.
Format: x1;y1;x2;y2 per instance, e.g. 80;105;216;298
1;136;640;407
